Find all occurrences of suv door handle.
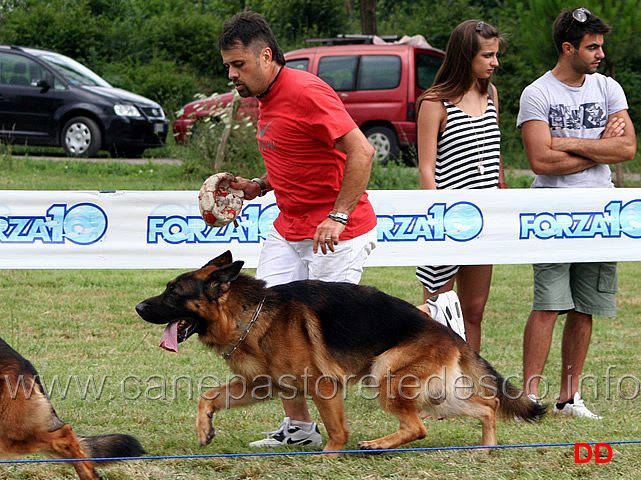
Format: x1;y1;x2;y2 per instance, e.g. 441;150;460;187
340;93;348;98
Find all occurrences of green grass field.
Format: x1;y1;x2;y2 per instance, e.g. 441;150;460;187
1;153;640;479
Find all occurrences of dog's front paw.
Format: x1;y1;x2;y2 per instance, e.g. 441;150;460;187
196;409;216;446
358;440;384;453
196;421;216;446
197;398;218;446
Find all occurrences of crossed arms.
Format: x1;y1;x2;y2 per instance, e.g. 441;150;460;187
522;110;637;176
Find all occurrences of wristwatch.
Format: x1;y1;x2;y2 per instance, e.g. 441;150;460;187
328;212;349;225
251;177;268;197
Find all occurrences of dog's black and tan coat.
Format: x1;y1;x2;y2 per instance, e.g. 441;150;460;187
136;250;546;455
0;337;145;480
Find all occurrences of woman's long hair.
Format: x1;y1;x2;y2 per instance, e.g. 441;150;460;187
416;20;501;112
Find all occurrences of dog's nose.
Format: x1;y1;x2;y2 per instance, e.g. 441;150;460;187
135;303;147;316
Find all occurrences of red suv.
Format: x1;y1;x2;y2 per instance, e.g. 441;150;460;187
173;35;444;163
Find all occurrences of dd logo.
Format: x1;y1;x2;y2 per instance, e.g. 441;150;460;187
574;443;613;463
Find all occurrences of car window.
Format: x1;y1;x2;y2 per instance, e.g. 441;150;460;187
0;53;47;87
33;51;111;88
285;58;309;71
317;55;357;91
358;55;401;90
416;53;443;90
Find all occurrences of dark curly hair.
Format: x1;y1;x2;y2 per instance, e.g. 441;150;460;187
217;11;286;66
552;8;611;54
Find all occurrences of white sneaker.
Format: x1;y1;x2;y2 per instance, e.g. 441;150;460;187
553;392;602;420
426;291;466;340
248;417;323;447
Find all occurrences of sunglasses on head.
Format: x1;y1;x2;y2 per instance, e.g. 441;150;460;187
571;7;591;23
475;21;485;33
564;7;591;34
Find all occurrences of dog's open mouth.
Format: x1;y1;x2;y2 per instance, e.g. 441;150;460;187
159;320;197;353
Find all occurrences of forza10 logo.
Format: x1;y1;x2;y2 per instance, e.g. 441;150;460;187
520;200;641;240
0;203;108;245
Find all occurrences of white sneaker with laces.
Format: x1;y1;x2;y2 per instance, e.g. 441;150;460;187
248;417;323;447
553;392;602;420
426;291;466;340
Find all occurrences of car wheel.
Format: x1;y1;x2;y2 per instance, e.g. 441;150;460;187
62;117;102;157
364;126;399;165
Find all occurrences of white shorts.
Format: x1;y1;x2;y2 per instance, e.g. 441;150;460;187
256;227;377;287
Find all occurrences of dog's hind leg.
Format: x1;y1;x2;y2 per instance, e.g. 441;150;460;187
0;377;101;480
467;394;499;453
47;424;101;480
10;424;101;480
358;406;426;451
358;371;426;451
1;424;97;480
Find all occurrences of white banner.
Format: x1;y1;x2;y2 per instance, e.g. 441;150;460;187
1;188;640;269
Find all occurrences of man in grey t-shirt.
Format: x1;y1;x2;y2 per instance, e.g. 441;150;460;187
516;8;636;419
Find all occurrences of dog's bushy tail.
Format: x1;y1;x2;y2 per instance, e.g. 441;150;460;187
460;348;547;423
78;434;145;460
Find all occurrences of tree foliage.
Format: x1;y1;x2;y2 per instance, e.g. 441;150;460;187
0;0;638;154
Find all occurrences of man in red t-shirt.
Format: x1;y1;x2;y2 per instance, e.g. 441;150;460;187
219;11;377;448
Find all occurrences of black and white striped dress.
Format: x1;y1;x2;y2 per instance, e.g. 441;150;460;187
416;98;501;293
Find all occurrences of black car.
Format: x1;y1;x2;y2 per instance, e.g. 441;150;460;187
0;45;167;157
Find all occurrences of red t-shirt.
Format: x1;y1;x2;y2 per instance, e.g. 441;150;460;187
256;67;376;241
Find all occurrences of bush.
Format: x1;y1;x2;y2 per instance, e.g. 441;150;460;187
176;95;263;179
173;94;419;190
100;59;202;121
369;159;419;190
0;0;103;60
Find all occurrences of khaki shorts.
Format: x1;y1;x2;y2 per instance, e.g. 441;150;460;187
532;262;618;317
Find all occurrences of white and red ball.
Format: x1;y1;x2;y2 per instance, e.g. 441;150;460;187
198;172;244;227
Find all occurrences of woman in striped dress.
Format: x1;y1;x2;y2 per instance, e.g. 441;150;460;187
415;20;506;352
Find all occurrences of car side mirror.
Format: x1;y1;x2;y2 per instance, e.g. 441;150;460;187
36;79;51;91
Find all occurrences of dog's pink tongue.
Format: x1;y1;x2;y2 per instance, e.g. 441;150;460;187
159;322;179;353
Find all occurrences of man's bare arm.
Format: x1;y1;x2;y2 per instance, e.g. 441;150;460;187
312;127;374;254
522;120;597;175
551;111;636;164
331;127;374;214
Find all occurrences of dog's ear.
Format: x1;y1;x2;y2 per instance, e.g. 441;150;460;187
204;260;244;300
202;250;233;269
205;260;244;286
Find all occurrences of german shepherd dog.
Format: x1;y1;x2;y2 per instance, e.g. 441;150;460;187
0;337;145;480
136;251;545;455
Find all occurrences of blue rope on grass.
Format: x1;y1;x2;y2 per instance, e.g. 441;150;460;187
2;440;640;465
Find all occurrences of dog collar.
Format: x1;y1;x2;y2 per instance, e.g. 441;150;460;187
222;297;265;360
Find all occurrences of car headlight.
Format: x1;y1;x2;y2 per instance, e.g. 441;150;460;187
114;104;142;117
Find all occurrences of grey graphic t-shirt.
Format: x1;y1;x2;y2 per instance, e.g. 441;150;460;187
517;71;628;188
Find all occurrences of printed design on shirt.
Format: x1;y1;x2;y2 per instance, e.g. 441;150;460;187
258;121;272;138
549;102;606;131
257;120;279;151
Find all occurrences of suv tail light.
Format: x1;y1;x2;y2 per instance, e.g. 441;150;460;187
406;102;416;121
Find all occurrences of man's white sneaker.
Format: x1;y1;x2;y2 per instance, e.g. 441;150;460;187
248;417;323;447
426;291;466;340
553;392;602;420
